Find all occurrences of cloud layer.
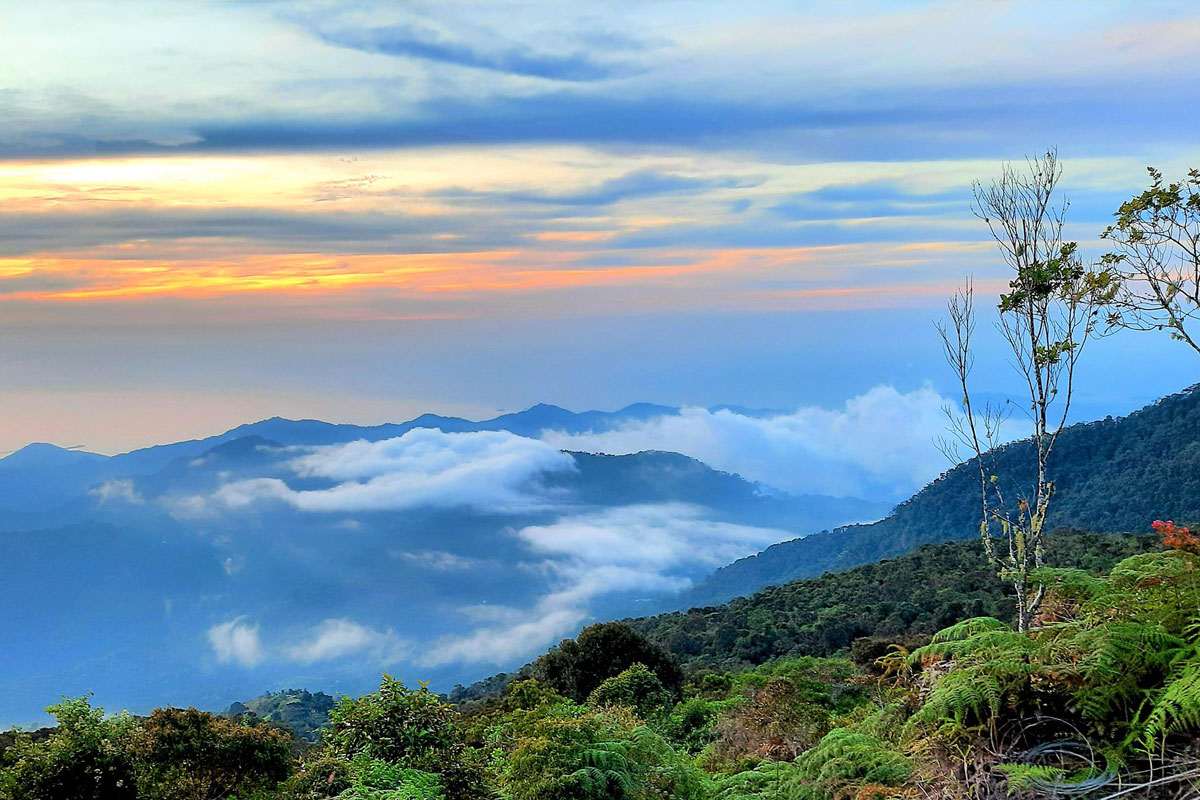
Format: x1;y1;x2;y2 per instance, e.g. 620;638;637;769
213;428;576;513
421;503;788;667
543;385;957;500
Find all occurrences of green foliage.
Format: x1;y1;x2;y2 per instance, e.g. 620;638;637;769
993;763;1067;793
277;749;353;799
785;728;912;800
495;706;705;800
587;663;672;718
708;760;801;800
907;549;1200;758
701;658;868;772
531;622;684;703
625;533;1155;673
324;676;485;800
0;696;136;800
660;697;727;755
128;706;293;800
1143;646;1200;750
333;753;443;800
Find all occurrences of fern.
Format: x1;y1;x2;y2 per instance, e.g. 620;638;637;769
1142;646;1200;750
993;763;1065;793
929;616;1011;644
781;728;911;800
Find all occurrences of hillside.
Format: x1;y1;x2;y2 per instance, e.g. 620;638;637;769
225;689;336;743
687;384;1200;605
628;531;1157;671
450;530;1157;702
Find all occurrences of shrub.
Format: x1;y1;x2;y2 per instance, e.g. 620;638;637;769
324;677;485;800
587;664;672;718
128;706;292;800
0;697;136;800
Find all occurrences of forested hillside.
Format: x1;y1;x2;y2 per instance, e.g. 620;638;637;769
629;531;1157;670
689;384;1200;604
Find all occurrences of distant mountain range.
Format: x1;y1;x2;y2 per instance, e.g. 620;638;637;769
685;384;1200;605
0;402;677;515
0;402;885;726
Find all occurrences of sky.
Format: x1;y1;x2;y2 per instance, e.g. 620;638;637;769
3;0;1200;454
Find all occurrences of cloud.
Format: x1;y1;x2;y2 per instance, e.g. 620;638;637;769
314;21;630;82
211;428;577;513
517;502;785;570
420;503;786;666
438;169;759;207
90;478;143;505
392;549;481;571
207;617;264;667
543;385;961;500
420;605;586;667
771;181;969;221
283;618;409;665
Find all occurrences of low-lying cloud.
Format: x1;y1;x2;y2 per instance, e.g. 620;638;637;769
212;428;576;513
542;385;955;500
208;617;409;667
283;618;409;665
419;503;787;667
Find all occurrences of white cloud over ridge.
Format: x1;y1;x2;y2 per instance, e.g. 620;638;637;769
542;384;954;500
419;503;787;667
283;618;409;665
207;617;409;667
212;428;576;513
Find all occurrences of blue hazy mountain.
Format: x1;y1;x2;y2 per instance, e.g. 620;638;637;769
0;403;687;515
0;404;886;726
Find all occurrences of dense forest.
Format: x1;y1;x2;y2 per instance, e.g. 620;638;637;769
689;384;1200;605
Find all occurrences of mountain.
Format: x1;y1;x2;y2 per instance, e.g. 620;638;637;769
226;689;336;743
686;384;1200;605
0;412;885;727
0;403;686;514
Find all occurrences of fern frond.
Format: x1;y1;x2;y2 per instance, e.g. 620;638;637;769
1143;647;1200;750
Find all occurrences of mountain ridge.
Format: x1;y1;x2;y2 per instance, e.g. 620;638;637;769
684;382;1200;605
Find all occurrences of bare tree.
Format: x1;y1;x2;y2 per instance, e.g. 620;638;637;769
1102;167;1200;357
937;151;1115;632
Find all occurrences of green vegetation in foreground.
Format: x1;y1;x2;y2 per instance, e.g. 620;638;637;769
8;529;1200;798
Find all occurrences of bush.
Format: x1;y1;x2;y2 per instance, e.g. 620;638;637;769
325;677;485;800
586;664;672;718
128;707;292;800
497;706;705;800
0;697;136;800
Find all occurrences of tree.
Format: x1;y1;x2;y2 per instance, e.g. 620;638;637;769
938;150;1115;631
0;697;136;800
586;664;672;718
324;676;486;800
531;622;684;703
1102;167;1200;356
127;707;292;800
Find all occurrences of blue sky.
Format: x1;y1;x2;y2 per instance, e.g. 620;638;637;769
1;0;1198;452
